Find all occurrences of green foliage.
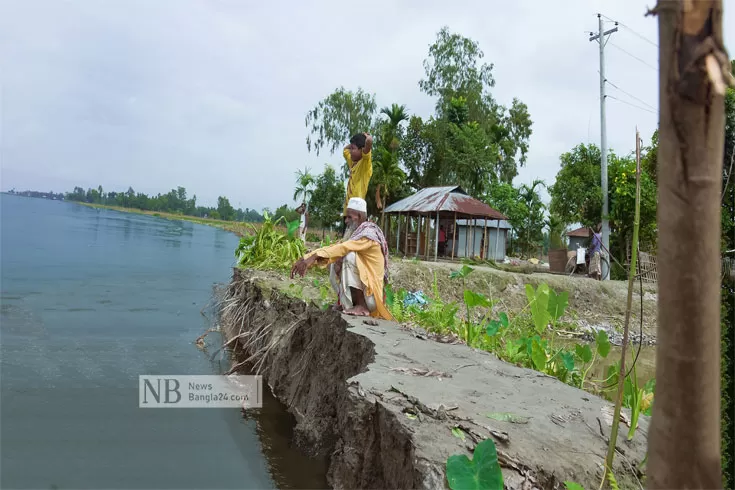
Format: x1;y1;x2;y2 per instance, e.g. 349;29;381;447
525;284;550;334
445;438;504;490
309;164;346;229
234;212;306;272
304;86;377;161
548;143;603;228
563;482;585;490
64;185;263;222
549;142;659;262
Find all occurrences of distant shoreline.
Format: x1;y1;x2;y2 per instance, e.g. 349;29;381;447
78;202;252;236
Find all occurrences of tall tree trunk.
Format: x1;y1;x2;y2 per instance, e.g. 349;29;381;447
648;0;729;487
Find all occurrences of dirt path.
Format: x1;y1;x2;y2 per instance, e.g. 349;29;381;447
219;269;650;490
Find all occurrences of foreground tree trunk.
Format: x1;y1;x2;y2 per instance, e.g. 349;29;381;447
648;0;729;487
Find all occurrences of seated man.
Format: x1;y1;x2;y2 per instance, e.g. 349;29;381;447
290;197;393;320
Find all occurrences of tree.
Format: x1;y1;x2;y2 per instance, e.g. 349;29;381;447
418;27;533;183
372;103;410;224
514;180;546;257
304;87;377;174
399;115;443;191
549;142;658;266
217;196;235;221
309;164;345;230
548;143;604;228
647;2;728;487
293;166;315;206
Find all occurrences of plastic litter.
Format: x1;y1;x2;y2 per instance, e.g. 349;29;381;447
403;291;429;307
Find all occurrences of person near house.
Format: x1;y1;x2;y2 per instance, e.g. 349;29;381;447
296;203;307;242
438;225;447;256
588;225;603;280
340;132;373;238
290;197;392;320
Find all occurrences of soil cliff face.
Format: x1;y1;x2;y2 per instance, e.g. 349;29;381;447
219;268;648;490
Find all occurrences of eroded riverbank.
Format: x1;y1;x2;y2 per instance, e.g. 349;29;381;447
217;268;650;490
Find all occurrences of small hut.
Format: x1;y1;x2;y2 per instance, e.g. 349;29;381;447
383;186;508;262
565;226;592;251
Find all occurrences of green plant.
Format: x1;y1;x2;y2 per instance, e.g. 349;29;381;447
235;212;306;272
575;329;611;389
445;438;503;490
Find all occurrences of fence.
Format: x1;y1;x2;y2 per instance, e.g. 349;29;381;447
626;250;735;284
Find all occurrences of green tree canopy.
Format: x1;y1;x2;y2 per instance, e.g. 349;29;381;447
309;164;345;229
304;86;377;160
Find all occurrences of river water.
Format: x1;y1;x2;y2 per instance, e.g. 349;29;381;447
0;194;327;489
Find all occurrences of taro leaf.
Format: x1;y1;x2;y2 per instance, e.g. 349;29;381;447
445;438;504;490
547;289;569;322
450;265;474;280
499;312;509;328
451;427;466;441
564;482;585;490
486;412;530;424
286;219;301;237
575;343;593;364
463;290;492;309
560;350;575;371
595;330;611;358
486;320;501;337
525;284;550;334
531;339;547;371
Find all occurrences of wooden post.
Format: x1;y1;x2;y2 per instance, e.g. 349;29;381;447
494;219;500;261
396;213;401;253
452;212;457;260
434;211;440;262
483;218;489;260
425;213;431;260
647;1;728;487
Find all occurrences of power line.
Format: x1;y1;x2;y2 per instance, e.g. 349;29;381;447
606;95;658;115
604;78;657;111
608;42;658;71
600;13;659;48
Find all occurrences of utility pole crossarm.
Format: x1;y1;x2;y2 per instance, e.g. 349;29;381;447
589;27;618;42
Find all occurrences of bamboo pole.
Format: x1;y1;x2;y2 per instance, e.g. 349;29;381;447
647;1;727;486
605;128;642;477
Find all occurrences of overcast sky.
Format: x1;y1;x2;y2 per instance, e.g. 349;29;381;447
1;0;733;210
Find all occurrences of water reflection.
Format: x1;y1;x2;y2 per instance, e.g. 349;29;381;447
205;341;330;490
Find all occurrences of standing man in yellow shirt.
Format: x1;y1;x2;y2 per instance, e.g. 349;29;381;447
341;132;373;236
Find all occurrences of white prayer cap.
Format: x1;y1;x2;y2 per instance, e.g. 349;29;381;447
347;197;367;213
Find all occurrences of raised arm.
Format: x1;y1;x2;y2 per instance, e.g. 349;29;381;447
363;133;373;154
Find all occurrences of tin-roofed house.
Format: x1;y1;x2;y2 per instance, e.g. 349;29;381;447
565;226;592;251
383;186;509;261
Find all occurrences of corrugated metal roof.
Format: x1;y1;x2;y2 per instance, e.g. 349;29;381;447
565;226;591;237
384;186;508;220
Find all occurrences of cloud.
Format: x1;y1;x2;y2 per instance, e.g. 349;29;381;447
1;0;733;210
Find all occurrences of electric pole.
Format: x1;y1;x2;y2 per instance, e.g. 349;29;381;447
589;14;617;280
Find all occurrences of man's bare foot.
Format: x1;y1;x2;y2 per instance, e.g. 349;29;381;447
344;305;370;317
